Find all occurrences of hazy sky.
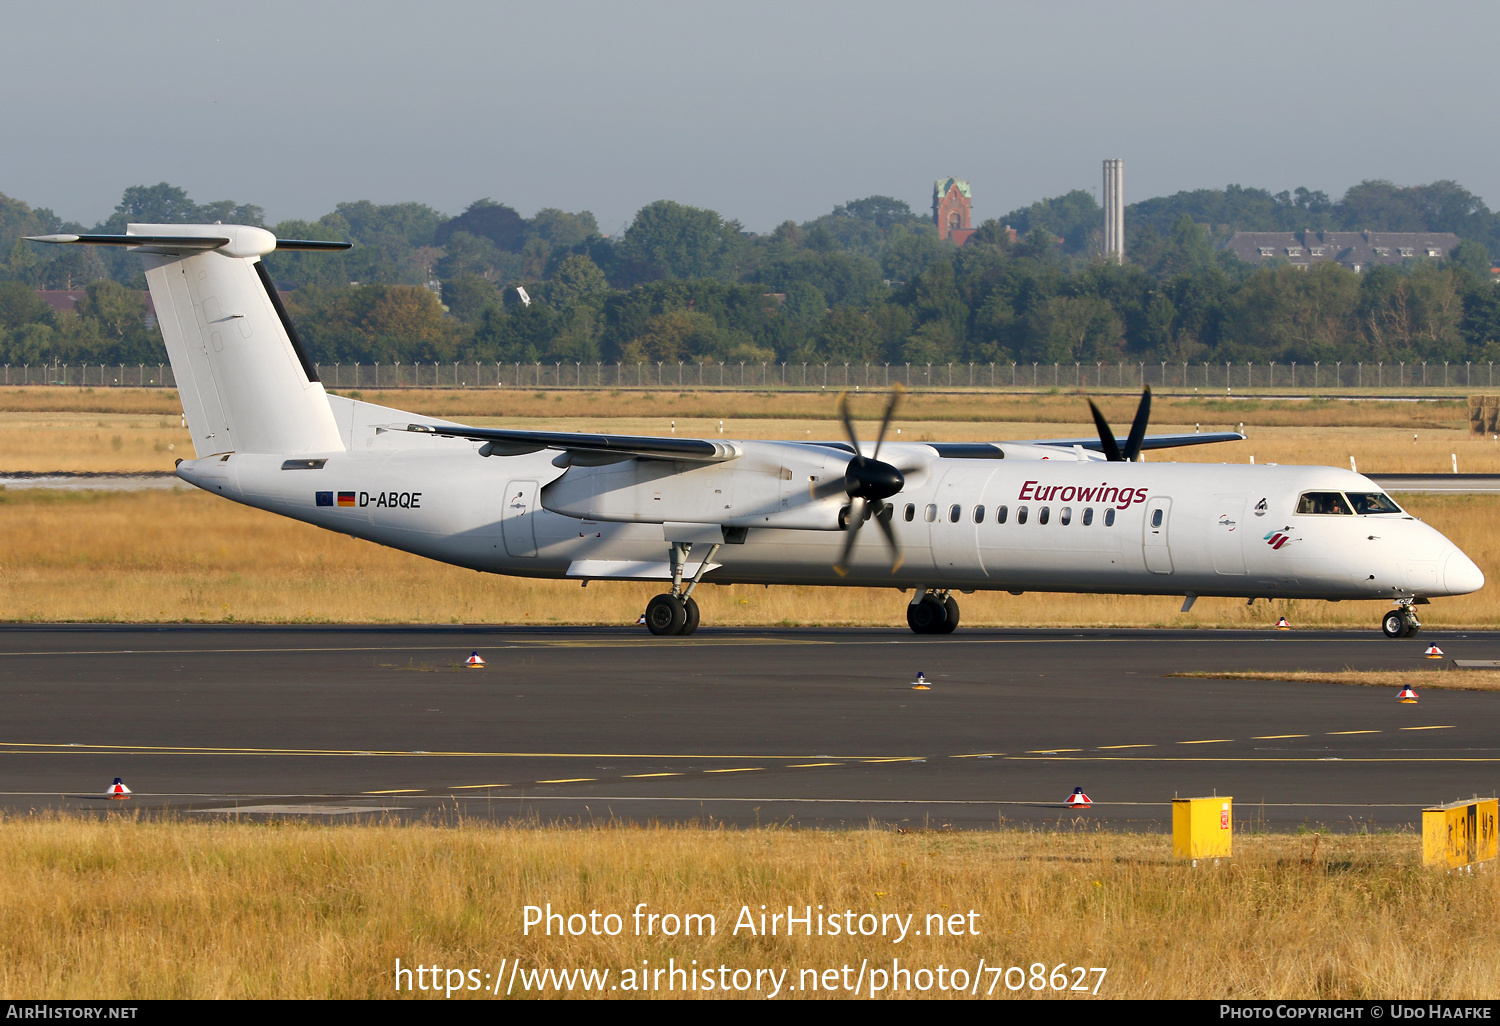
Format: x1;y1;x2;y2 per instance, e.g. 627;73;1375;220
4;1;1497;233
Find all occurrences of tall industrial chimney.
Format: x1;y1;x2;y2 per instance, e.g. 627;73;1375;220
1103;158;1124;263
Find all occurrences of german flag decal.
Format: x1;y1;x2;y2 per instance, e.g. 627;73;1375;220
338;491;357;507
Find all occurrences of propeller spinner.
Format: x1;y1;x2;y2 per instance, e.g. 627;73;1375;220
816;386;907;576
1087;386;1152;462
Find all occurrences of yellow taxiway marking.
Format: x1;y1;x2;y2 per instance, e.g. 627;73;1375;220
704;768;763;774
0;741;912;761
1177;739;1235;745
1400;725;1456;731
861;757;922;763
623;772;682;778
1027;748;1082;754
448;783;510;789
1327;730;1381;735
1253;734;1310;739
536;778;596;784
789;763;842;768
950;753;1004;758
1097;744;1154;749
363;789;424;794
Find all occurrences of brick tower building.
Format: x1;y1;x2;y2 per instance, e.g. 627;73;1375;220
933;177;974;245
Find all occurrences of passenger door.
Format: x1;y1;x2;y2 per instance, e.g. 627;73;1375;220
1211;495;1246;575
501;480;539;558
1143;496;1174;574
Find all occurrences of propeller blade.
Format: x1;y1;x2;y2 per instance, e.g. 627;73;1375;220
832;498;866;577
1122;386;1152;462
836;391;863;465
869;382;904;461
873;502;904;573
1087;400;1124;462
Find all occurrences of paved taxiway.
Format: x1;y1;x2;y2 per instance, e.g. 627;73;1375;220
1;624;1496;830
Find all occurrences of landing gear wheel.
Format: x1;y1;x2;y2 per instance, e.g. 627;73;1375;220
938;595;960;634
1403;622;1421;638
680;597;700;636
645;594;686;636
906;595;949;634
1381;611;1406;639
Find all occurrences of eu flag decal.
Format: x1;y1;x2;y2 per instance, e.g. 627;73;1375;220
315;491;333;507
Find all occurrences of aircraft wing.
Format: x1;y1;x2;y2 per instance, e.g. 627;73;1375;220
1027;431;1244;453
400;423;740;465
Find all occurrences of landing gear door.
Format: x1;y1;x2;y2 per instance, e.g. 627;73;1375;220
1143;496;1173;574
502;480;539;558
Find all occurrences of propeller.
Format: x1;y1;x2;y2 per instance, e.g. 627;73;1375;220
817;386;906;576
1087;386;1152;462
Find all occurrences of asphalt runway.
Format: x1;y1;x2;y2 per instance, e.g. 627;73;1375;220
1;623;1497;830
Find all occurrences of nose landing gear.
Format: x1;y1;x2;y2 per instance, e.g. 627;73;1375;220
1381;602;1421;639
907;590;959;634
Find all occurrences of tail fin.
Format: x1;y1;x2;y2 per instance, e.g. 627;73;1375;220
29;224;348;456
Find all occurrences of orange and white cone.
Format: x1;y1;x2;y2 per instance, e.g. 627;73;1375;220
1276;616;1291;630
911;671;930;690
464;651;485;668
1423;644;1444;659
105;777;131;799
1397;685;1419;703
1064;786;1092;808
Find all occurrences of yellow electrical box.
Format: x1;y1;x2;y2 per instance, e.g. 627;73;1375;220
1422;798;1498;869
1173;796;1233;860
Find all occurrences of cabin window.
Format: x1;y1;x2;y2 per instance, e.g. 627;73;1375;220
974;505;985;524
924;504;938;523
1296;491;1352;515
904;503;915;522
1082;507;1094;526
1346;492;1402;515
949;504;962;523
1104;508;1115;526
1039;506;1050;525
1151;508;1164;528
1017;505;1028;524
996;505;1008;524
1060;506;1072;526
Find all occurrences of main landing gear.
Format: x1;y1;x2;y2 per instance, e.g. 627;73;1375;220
643;539;722;636
1381;602;1421;639
907;589;960;635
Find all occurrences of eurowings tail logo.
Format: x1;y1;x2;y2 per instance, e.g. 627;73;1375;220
1264;526;1293;549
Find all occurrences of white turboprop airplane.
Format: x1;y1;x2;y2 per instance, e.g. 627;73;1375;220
30;224;1484;638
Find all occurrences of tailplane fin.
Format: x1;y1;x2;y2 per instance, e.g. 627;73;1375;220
29;224;349;457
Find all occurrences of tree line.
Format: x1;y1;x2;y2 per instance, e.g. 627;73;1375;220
0;180;1498;375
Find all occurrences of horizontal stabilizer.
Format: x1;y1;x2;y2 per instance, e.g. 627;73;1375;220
28;233;350;253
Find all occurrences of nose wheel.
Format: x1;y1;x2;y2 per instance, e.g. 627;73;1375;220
645;594;700;636
1381;605;1421;639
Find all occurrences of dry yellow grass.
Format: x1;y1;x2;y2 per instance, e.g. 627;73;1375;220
0;489;1495;627
0;817;1492;1000
1170;670;1500;691
3;408;1497;474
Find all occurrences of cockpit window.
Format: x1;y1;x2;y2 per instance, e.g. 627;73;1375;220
1296;491;1352;515
1346;492;1403;515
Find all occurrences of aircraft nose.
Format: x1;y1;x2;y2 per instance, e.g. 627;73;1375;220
1443;549;1485;595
